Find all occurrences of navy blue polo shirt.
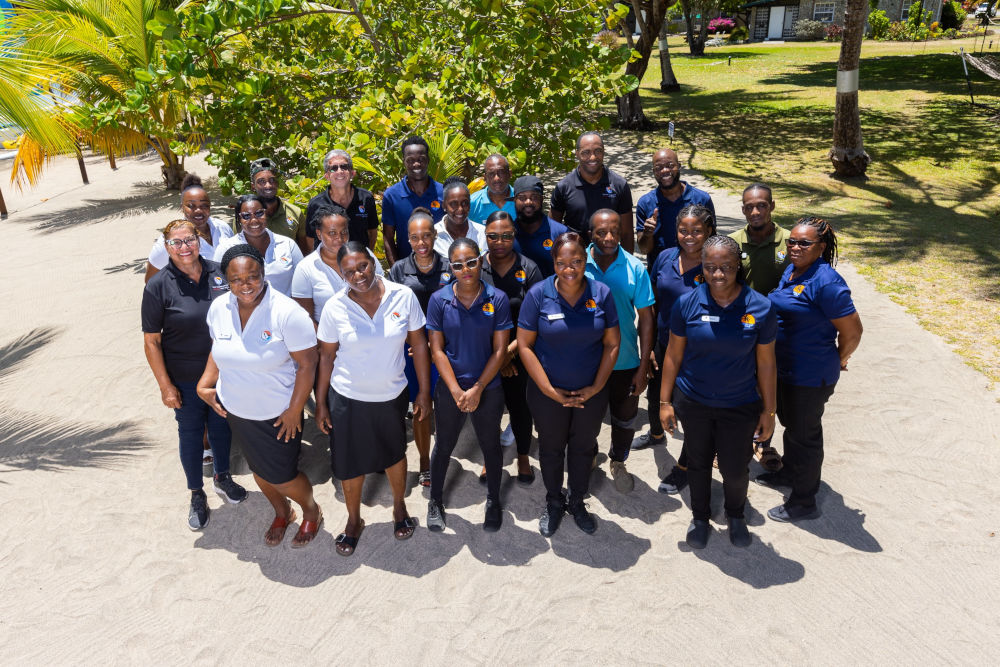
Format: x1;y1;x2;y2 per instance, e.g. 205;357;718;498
650;248;704;347
381;177;445;259
635;182;715;267
550;168;632;241
769;259;856;387
518;276;619;391
513;216;568;278
669;283;777;407
426;282;513;390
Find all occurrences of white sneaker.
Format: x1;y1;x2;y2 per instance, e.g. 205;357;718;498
500;424;515;447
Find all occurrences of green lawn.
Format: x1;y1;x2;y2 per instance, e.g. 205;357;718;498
624;37;1000;383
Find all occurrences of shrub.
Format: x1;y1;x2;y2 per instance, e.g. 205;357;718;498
887;20;909;39
794;18;827;40
940;1;966;29
907;1;932;32
826;23;845;40
944;27;960;37
869;9;891;38
728;25;749;42
708;17;736;34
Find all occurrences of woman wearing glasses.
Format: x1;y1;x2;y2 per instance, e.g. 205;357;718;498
213;194;303;296
424;238;513;532
141;220;247;531
481;210;543;484
145;174;234;283
756;217;863;523
517;232;620;537
658;235;777;550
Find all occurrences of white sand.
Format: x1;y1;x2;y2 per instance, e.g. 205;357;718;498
0;146;998;664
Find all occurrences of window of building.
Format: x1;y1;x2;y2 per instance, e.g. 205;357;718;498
900;4;910;20
813;2;835;21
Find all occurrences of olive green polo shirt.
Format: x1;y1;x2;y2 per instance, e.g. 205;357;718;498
232;198;304;240
728;224;791;295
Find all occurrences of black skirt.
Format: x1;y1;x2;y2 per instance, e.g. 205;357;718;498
329;387;409;480
226;411;302;485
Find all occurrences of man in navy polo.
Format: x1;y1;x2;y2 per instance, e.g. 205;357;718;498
512;175;567;278
636;148;715;269
469;154;516;223
584;209;655;493
381;136;445;265
550;131;634;252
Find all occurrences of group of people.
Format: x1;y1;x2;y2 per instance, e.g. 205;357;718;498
141;131;863;555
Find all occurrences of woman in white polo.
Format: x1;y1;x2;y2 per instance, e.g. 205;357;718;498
197;244;323;549
290;204;383;324
213;194;302;296
315;241;432;557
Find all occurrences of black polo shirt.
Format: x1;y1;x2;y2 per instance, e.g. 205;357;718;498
387;252;451;313
305;186;379;245
481;252;543;324
141;258;230;383
550;167;633;241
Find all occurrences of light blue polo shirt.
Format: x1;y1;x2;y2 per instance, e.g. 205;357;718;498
585;245;656;371
469;185;516;224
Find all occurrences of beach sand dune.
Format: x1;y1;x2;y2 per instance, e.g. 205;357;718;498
0;147;997;664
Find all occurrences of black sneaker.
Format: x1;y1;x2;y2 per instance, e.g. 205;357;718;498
426;499;446;532
754;470;794;490
686;519;710;549
658;466;688;494
767;502;821;523
539;502;566;537
213;473;248;504
568;502;597;534
483;498;502;532
188;490;209;531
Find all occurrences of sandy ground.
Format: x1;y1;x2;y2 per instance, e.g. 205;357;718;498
0;146;998;665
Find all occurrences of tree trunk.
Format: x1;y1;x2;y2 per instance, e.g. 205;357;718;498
615;1;677;128
830;0;871;176
682;0;706;55
75;144;89;185
659;18;681;92
160;148;186;189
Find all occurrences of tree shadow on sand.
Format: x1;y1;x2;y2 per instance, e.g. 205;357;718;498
0;326;62;383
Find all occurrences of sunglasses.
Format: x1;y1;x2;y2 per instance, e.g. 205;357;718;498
485;232;515;241
239;210;267;220
786;238;817;248
449;257;481;271
325;164;350;173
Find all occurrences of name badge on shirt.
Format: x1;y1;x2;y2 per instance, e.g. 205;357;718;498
216;332;232;340
547;313;566;321
701;315;720;323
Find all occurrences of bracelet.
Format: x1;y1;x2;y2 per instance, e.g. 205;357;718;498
660;400;672;406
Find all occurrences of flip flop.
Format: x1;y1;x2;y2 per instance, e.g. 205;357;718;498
335;520;365;557
393;516;418;541
291;509;323;549
265;508;297;547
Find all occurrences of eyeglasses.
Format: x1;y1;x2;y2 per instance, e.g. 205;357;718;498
239;210;267;220
165;236;198;248
703;263;738;274
786;238;817;248
449;257;481;271
325;164;350;173
485;232;515;241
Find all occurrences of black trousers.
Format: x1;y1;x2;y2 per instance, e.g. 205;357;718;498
431;383;504;505
527;379;609;507
777;380;836;508
500;358;534;456
674;388;760;521
645;341;688;468
606;367;641;462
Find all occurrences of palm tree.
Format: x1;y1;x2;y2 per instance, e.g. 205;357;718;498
5;0;197;189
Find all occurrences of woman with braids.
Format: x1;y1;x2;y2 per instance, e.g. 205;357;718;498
145;174;234;283
197;244;322;548
635;204;715;497
213;194;303;296
658;235;777;550
755;216;863;522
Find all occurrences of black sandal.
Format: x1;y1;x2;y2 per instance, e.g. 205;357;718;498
335;520;365;557
393;516;417;540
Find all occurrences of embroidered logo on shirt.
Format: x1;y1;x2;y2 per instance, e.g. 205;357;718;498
542;239;554;249
604;186;615;197
584;299;597;313
213;276;224;286
741;252;749;259
777;251;786;262
358;205;366;214
280;256;290;263
430;200;441;209
261;330;273;342
391;311;401;320
482;302;495;316
440;273;451;284
514;269;526;283
793;284;805;295
694;274;704;284
741;314;756;329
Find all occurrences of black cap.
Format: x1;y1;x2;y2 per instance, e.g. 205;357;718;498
249;157;279;179
511;175;543;199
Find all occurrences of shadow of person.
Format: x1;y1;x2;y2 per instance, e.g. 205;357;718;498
444;513;550;566
548;515;651;571
679;530;807;589
298;419;332;486
360;518;465;577
589;467;683;523
781;482;882;553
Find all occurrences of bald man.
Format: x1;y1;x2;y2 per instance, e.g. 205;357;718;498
469;154;516;223
635;149;715;269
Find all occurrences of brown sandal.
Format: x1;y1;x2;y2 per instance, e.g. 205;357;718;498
291;509;323;549
755;444;783;472
265;508;297;547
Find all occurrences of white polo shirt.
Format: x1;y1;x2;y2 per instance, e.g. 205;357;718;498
433;218;488;260
213;230;303;296
148;216;234;269
291;246;384;322
206;285;317;420
317;277;426;402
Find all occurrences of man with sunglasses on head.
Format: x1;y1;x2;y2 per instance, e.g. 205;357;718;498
247;157;311;257
305;150;379;251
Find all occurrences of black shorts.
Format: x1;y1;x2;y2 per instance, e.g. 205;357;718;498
227;411;302;485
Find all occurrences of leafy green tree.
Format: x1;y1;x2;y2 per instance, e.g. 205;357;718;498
141;0;636;198
614;0;681;129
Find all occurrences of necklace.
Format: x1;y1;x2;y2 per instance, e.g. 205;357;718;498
414;255;436;271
